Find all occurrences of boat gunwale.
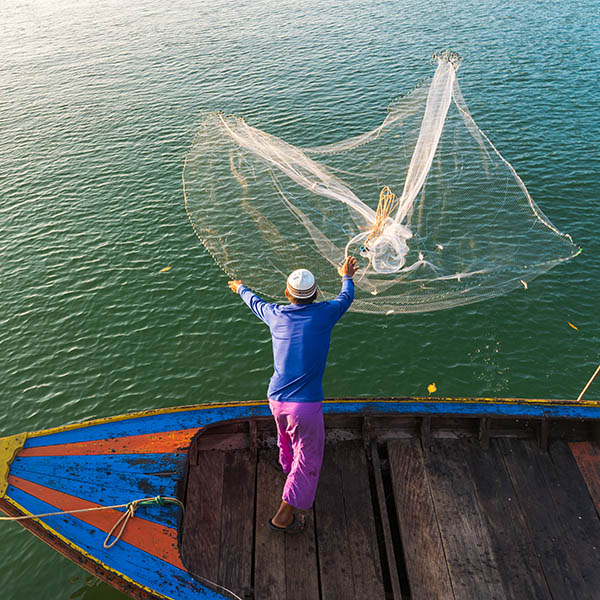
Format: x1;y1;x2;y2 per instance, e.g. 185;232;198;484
19;395;600;441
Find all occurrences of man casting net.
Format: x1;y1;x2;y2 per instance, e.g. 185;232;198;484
183;51;580;314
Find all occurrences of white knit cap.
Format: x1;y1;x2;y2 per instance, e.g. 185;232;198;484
286;268;317;299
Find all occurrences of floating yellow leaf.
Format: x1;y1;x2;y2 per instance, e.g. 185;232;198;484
427;382;437;394
568;322;579;331
160;266;173;273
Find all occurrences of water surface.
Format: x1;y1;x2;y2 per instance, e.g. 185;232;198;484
1;1;598;597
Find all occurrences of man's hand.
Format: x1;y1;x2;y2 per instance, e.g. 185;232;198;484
338;256;359;278
228;280;243;294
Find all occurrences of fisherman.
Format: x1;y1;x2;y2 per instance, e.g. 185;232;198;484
228;256;359;532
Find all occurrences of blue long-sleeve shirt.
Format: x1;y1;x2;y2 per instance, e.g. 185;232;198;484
238;277;354;402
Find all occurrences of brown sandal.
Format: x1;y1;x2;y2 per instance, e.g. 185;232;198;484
267;515;305;533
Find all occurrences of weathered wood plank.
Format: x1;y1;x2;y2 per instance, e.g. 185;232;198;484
255;449;320;600
196;432;250;452
570;441;600;511
388;439;453;600
255;449;286;600
218;449;255;598
424;439;505;599
461;438;551;599
315;444;357;600
479;417;489;450
537;420;550;451
180;450;225;583
371;441;403;600
546;441;600;596
420;416;431;450
499;438;590;599
337;441;385;599
284;505;319;600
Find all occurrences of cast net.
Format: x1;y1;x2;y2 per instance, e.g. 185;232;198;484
183;52;580;313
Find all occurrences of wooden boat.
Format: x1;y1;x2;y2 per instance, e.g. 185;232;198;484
2;396;600;599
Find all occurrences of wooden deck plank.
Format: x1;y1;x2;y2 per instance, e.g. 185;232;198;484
546;441;600;595
388;439;454;600
284;504;319;600
337;441;385;599
499;438;590;599
461;438;551;599
424;439;506;600
371;441;403;600
180;450;225;583
255;448;320;600
255;449;286;600
218;449;256;598
570;441;600;511
315;443;357;600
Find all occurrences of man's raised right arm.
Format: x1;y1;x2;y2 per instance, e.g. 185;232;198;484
228;280;271;323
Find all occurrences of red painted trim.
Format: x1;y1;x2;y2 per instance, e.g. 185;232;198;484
8;475;185;570
19;429;197;457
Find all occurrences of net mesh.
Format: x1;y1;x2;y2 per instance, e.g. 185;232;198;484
183;52;580;313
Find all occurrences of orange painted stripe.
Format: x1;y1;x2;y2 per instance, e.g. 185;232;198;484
19;429;197;457
8;475;185;570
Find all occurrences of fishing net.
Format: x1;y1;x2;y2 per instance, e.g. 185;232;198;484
183;51;580;314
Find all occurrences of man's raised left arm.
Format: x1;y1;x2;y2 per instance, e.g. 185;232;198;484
332;256;359;317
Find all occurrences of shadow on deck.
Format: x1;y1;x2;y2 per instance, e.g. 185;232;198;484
179;416;600;599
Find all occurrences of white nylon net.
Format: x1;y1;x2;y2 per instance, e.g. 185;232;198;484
184;52;580;313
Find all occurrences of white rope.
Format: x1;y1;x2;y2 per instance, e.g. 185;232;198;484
0;495;183;522
577;364;600;402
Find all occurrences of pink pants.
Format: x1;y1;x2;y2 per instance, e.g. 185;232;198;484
269;399;325;511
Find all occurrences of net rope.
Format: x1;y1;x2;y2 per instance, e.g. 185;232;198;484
183;52;580;313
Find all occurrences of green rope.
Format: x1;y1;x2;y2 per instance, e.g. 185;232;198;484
103;496;184;548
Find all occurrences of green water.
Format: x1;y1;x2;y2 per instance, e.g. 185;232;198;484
1;0;598;597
